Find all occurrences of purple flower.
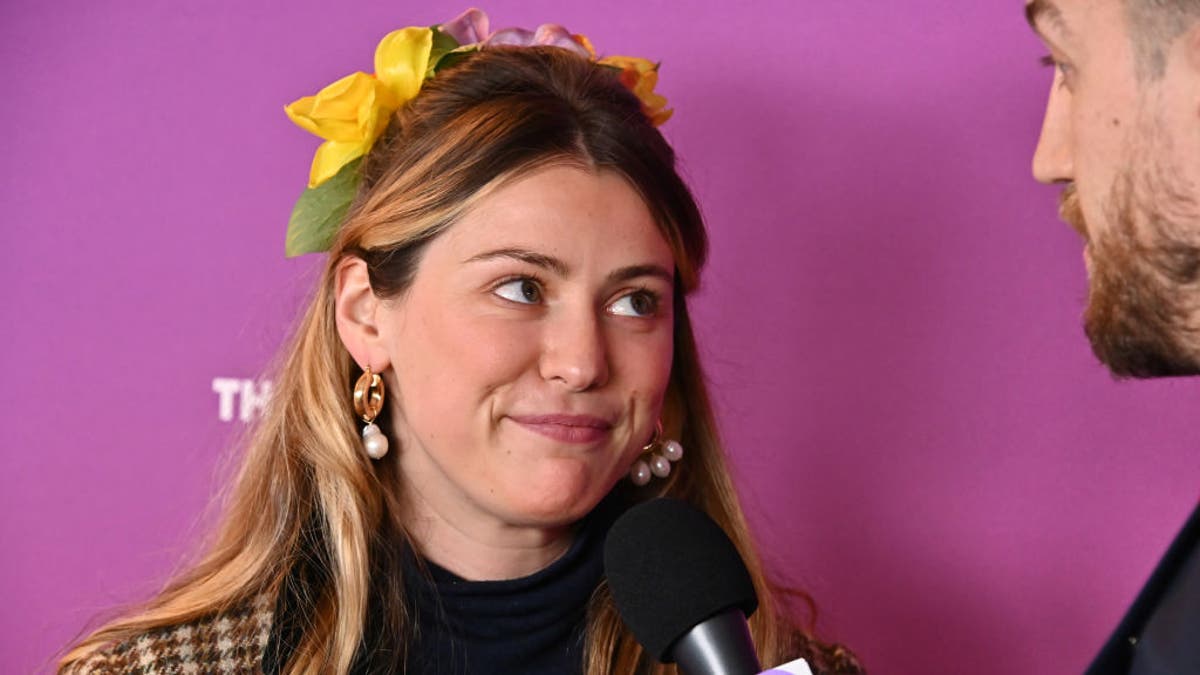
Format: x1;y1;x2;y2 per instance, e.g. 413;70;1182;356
486;23;592;58
441;8;490;45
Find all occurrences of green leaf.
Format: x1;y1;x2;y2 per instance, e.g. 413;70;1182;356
285;158;362;257
431;46;477;76
426;27;462;76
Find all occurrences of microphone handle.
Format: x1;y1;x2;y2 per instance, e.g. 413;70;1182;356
671;608;762;675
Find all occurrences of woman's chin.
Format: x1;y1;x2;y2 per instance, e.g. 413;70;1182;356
495;463;618;527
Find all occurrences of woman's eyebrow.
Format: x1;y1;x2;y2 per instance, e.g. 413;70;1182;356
464;249;672;284
464;247;569;275
608;264;674;285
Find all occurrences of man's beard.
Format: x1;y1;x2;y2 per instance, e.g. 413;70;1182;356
1062;161;1200;377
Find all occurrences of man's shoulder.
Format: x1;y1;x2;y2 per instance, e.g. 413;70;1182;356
1086;502;1200;674
68;595;274;674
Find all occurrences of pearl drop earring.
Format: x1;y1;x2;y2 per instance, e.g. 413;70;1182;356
630;422;683;486
353;367;389;459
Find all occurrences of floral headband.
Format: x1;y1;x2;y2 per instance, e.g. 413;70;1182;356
283;8;672;257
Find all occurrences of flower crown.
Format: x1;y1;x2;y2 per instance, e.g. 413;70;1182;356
283;8;672;257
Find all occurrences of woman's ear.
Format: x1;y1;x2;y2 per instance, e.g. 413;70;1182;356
334;257;390;371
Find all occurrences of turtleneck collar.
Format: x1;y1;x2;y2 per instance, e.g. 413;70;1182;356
400;508;609;674
265;500;625;675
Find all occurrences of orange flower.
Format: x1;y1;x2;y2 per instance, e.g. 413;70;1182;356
599;55;673;126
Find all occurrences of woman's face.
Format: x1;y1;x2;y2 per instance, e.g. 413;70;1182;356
380;164;676;532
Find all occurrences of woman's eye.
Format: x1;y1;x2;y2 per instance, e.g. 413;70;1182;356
609;290;659;317
493;278;541;304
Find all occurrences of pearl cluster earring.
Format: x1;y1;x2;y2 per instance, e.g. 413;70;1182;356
353;367;389;459
629;421;684;486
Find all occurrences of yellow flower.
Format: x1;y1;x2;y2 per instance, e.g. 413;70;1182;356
599;55;673;126
374;26;433;101
285;26;433;188
285;72;395;187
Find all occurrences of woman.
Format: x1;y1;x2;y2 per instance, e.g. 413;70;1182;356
60;10;862;675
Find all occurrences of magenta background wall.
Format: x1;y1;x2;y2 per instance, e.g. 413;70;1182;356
4;1;1198;673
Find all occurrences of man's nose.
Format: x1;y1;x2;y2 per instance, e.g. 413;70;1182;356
1032;81;1073;184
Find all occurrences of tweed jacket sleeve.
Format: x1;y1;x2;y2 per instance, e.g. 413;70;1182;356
66;596;274;675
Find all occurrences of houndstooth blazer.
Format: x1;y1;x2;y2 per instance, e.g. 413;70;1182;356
67;596;274;674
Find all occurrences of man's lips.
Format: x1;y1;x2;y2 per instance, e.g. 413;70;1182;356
1058;183;1087;238
507;414;614;444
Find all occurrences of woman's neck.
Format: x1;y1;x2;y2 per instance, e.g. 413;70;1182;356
399;482;574;581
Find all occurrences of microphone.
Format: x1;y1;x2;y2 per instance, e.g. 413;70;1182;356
604;498;762;675
761;659;814;675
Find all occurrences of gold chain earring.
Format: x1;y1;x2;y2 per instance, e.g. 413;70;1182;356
629;421;684;486
353;367;388;459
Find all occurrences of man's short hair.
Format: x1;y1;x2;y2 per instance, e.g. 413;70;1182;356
1125;0;1200;80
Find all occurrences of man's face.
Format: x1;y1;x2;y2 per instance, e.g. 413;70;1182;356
1028;0;1200;376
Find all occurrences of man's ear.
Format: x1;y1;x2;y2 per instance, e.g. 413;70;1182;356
335;257;390;372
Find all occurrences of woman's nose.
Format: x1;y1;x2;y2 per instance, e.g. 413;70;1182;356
538;309;610;392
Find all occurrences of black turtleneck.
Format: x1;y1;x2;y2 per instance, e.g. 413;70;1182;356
264;504;614;675
399;514;607;675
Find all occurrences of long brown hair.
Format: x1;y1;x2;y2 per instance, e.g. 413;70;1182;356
61;47;861;674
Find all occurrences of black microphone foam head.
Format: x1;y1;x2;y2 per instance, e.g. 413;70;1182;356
603;498;758;662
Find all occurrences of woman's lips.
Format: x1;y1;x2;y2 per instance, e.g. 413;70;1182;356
507;414;613;444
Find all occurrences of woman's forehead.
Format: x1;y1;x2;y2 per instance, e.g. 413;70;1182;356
426;164;675;272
